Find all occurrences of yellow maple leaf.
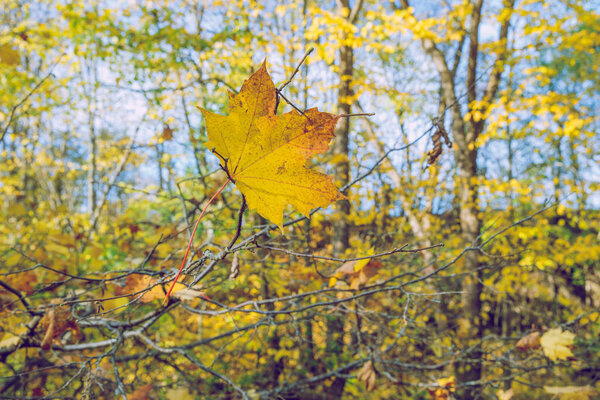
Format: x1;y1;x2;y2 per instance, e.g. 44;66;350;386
540;327;575;361
200;61;345;228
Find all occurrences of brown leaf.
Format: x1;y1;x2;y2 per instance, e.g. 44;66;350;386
229;253;240;280
427;121;452;166
114;274;164;303
39;302;82;350
5;270;38;295
171;286;207;302
515;331;541;351
161;124;174;141
351;259;383;290
357;360;376;391
330;258;382;289
130;384;154;400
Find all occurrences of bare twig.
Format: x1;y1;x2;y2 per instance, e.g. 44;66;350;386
277;47;314;92
0;57;61;142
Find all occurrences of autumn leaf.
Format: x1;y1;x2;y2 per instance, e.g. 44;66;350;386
161;124;174;141
428;376;456;400
357;360;377;391
38;302;82;350
130;384;154;400
3;269;38;296
515;331;541;351
540;327;575;361
427;122;452;165
115;274;186;303
496;388;514;400
170;286;208;302
229;253;240;280
329;257;383;289
200;61;345;228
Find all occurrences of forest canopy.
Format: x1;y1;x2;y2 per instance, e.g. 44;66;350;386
1;0;599;399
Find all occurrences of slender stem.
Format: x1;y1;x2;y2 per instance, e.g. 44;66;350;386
277;47;314;92
338;112;375;118
164;178;231;303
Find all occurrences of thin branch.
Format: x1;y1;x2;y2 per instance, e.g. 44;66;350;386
251;243;443;263
337;112;375;118
0;280;37;316
0;57;61;142
277;47;314;92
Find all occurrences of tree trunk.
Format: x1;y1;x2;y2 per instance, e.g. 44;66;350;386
325;1;361;398
396;0;515;397
326;38;352;400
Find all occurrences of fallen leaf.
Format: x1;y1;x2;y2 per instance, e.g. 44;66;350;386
515;331;541;351
544;385;597;400
540;327;575;361
357;360;376;391
200;61;345;228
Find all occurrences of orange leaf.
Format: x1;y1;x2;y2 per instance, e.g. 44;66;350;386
114;274;164;303
200;61;345;228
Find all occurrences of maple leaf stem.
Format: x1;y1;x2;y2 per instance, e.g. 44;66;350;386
164;177;231;304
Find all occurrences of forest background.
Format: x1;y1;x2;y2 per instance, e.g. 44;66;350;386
1;0;599;399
